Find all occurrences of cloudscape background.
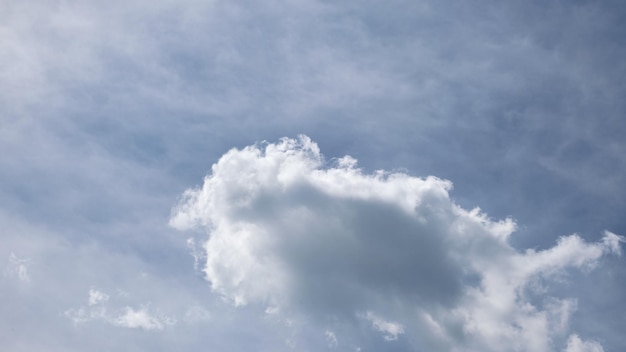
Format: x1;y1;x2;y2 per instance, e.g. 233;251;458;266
1;0;625;351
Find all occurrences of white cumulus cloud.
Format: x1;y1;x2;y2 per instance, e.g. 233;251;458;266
170;136;623;351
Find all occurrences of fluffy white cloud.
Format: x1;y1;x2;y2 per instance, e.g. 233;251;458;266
170;136;623;351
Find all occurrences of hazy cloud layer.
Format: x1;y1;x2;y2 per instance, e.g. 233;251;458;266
171;136;622;351
3;0;626;350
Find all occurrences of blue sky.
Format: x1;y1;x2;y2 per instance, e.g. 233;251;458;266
2;1;625;351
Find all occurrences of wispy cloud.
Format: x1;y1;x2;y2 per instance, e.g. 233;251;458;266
65;288;176;331
113;307;175;330
4;253;31;283
363;312;405;341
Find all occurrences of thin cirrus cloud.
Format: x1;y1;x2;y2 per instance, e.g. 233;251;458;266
171;136;623;352
65;288;176;331
4;253;31;283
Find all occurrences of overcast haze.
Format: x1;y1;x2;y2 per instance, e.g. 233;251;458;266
2;1;626;351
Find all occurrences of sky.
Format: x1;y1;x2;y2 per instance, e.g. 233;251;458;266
1;0;626;351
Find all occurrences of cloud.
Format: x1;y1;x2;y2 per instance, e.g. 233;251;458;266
65;289;175;331
325;329;338;348
171;136;623;351
4;252;31;283
183;305;211;324
2;0;625;350
362;311;405;341
564;335;604;352
113;307;174;331
88;288;110;306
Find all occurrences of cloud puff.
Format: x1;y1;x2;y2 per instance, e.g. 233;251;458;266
564;335;604;352
88;288;110;306
170;136;623;351
113;307;174;330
